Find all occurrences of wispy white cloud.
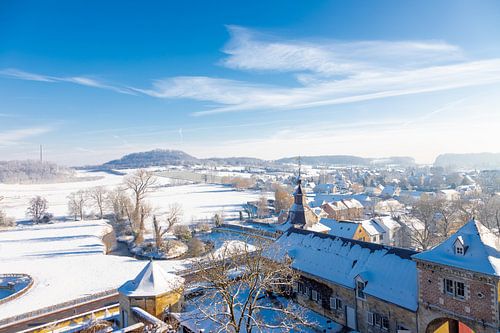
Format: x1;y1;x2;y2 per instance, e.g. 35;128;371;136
221;26;464;75
0;69;137;95
0;127;53;146
141;26;500;116
2;26;500;118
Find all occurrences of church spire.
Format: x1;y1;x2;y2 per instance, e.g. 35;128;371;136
297;155;302;185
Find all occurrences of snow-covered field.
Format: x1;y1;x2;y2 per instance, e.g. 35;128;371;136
0;169;264;320
0;169;264;223
0;220;155;320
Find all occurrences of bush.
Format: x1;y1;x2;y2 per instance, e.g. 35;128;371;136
197;222;212;233
173;225;192;241
40;213;53;223
188;237;206;257
0;210;15;228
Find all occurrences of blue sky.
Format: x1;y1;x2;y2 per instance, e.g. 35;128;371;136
1;0;500;165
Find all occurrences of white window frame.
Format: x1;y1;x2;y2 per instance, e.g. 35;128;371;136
366;311;374;325
356;280;366;299
330;297;337;309
312;289;318;301
329;297;342;310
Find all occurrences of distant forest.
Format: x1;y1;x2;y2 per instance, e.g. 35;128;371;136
0;160;76;184
434;153;500;170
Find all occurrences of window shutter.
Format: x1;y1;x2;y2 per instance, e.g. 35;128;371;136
367;311;374;325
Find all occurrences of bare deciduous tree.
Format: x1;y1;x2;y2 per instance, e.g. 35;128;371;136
123;169;158;241
67;190;87;221
108;187;133;222
166;203;183;231
402;197;439;250
26;196;49;223
88;186;107;219
256;196;269;218
191;240;309;333
273;184;293;214
153;215;168;249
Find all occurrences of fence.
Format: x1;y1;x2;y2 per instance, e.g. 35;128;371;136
0;288;118;329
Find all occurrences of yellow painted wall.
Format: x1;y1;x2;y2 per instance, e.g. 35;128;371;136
433;320;450;333
353;225;369;242
154;288;183;317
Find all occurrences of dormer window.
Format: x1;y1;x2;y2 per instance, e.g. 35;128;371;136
453;236;466;256
355;275;368;300
356;280;366;299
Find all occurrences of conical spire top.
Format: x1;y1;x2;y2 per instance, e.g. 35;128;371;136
297;155;302;185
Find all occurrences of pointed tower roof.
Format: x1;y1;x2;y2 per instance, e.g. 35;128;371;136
413;219;500;277
118;261;185;297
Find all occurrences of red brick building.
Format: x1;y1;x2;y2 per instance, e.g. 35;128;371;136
413;220;500;333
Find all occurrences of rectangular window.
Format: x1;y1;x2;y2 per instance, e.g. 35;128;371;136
336;298;343;310
456;246;463;255
444;279;454;295
356;281;366;299
329;297;343;310
382;316;389;330
312;289;318;301
444;278;466;300
330;297;336;309
374;313;382;327
367;311;374;325
455;281;465;299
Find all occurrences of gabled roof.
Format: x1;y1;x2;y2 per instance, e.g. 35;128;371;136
320;218;359;239
118;261;185;297
413;220;500;277
273;228;418;311
361;219;386;236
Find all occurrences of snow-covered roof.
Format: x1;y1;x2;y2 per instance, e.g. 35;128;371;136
118;261;185;297
274;229;418;311
342;199;363;209
320;218;359;239
413;220;500;277
361;219;385;236
374;216;401;231
304;221;331;233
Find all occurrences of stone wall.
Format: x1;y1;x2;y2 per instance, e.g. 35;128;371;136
294;272;417;333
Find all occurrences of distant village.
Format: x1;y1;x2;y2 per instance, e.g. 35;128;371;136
1;161;500;333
